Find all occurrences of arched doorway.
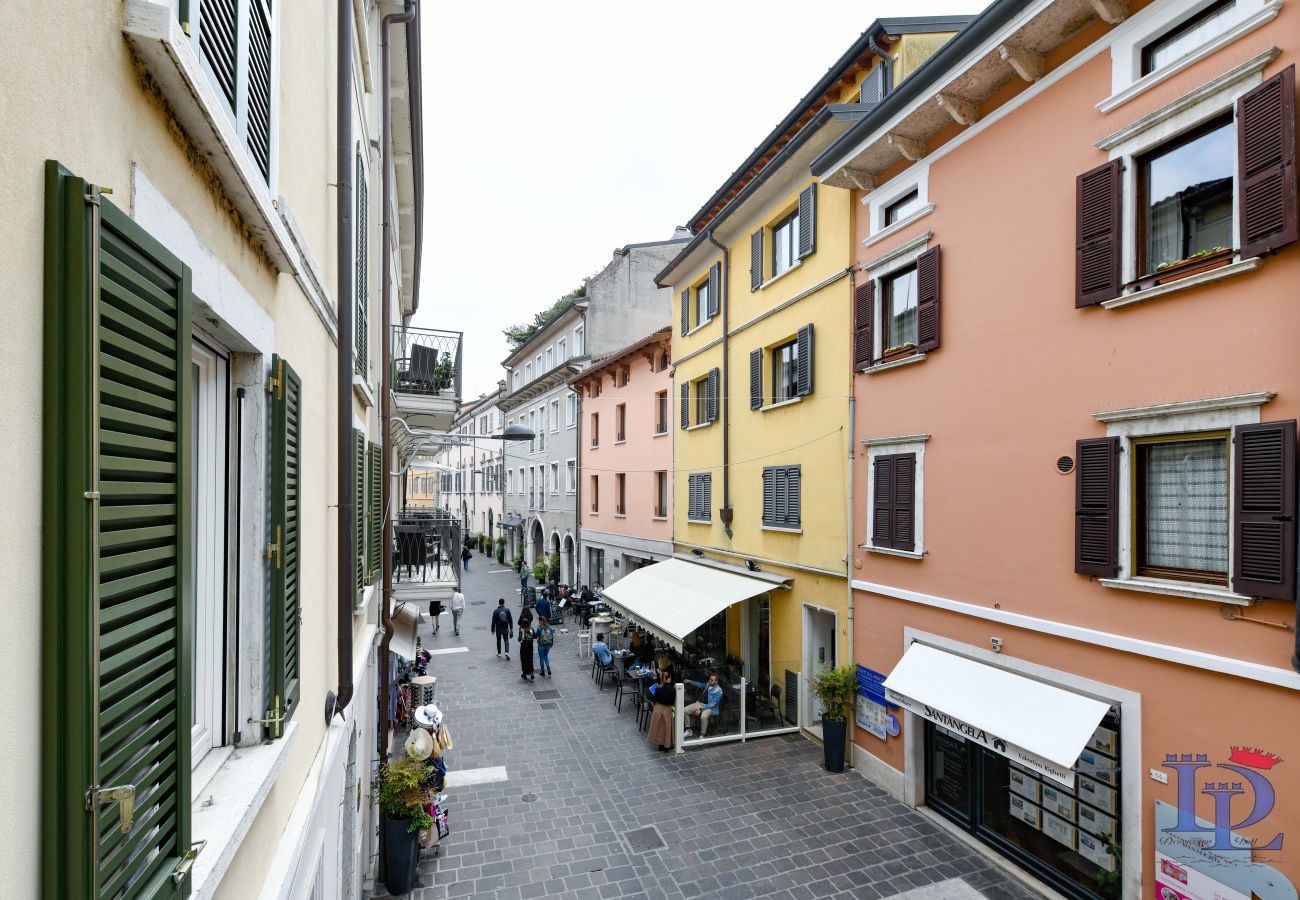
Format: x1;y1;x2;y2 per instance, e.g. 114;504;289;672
529;519;544;568
549;532;560;581
561;534;575;586
487;509;494;541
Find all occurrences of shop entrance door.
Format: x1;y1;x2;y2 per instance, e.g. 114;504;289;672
802;605;836;738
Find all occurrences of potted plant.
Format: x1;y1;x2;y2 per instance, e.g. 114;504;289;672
377;756;433;894
512;549;524;572
1135;246;1232;289
495;536;506;563
545;552;560;583
532;560;548;584
811;664;857;773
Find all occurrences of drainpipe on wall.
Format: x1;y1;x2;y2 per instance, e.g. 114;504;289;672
845;372;857;768
378;0;418;758
335;0;356;717
704;230;733;540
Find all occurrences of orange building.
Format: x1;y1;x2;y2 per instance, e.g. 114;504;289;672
812;0;1299;898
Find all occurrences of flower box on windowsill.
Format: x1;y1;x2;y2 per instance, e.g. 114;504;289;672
1132;247;1233;290
880;343;917;364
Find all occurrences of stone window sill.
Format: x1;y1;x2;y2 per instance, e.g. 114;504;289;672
864;353;927;375
351;374;375;408
687;518;711;525
863;545;924;560
760;397;802;412
190;723;300;898
1103;258;1261;310
654;429;669;437
758;259;803;291
1099;576;1253;606
762;525;803;534
685;422;712;431
652;515;669;521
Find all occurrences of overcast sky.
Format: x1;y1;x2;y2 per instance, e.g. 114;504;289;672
415;0;990;399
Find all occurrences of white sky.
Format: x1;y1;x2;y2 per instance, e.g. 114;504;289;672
414;0;991;399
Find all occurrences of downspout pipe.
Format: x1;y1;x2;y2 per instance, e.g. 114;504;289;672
704;230;733;540
379;0;418;757
335;0;355;715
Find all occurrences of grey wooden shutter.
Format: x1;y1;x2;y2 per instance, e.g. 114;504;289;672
750;348;763;410
1232;420;1297;599
680;288;690;335
197;0;238;108
1238;65;1297;258
796;323;814;396
893;455;915;551
860;62;889;103
763;468;776;526
787;465;802;528
688;475;699;519
706;368;719;423
42;163;193;896
246;0;274;178
1075;437;1120;577
270;355;302;724
750;228;764;291
915;246;941;353
680;382;689;429
797;183;817;259
355;152;369;376
707;262;721;318
872;456;894;547
1075;159;1123;307
702;474;712;520
775;467;789;527
854;280;874;370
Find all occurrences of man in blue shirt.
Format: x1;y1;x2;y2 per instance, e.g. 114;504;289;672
535;591;552;624
684;674;723;737
592;635;613;666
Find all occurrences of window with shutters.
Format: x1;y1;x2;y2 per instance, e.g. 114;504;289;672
762;465;802;530
771;340;799;403
882;266;918;359
690;372;719;427
864;436;927;557
694;279;711;329
1134;434;1229;585
772;210;800;278
688;473;713;522
190;0;278;181
861;241;940;368
1142;0;1237;75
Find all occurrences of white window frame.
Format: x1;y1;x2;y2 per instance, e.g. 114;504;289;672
191;340;229;765
862;433;928;560
1099;0;1281;113
524;363;533;382
567;392;577;427
1098;50;1275;294
545;347;554;371
566;458;577;493
573;325;585;357
1093;392;1273;604
558;338;567;360
551;399;561;433
864;165;933;247
550;462;560;495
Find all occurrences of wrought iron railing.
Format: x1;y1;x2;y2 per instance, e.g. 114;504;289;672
391;325;463;400
392;507;462;583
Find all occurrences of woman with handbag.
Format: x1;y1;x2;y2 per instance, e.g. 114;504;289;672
646;669;676;752
517;609;536;682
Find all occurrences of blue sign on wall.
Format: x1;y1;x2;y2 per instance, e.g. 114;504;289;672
856;665;895;708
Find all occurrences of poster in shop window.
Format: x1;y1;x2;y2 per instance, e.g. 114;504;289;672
1156;852;1247;900
1009;793;1041;829
1077;830;1117;873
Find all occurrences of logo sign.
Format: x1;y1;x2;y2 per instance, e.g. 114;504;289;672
885;687;1076;787
1163;748;1285;852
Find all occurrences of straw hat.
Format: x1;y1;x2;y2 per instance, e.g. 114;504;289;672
414;703;443;729
405;727;434;760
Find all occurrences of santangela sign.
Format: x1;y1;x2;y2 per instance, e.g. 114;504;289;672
885;688;1078;788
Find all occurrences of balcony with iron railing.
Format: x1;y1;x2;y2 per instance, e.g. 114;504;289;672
391;507;462;601
391;325;462;432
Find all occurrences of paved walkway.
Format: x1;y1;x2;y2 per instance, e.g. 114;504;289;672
369;560;1040;900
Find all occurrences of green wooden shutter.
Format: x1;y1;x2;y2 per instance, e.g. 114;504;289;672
42;161;194;898
353;428;365;602
355;152;369;376
367;440;383;584
269;354;302;726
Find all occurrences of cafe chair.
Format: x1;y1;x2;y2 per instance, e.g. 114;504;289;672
759;684;784;727
614;670;640;714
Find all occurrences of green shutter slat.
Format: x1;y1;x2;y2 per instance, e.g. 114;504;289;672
246;0;274;178
99;524;177;553
367;441;382;584
269;356;303;725
354;429;365;600
356;153;369;377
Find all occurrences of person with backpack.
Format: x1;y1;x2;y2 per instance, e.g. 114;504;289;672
490;599;513;659
460;542;472;571
517;609;536;682
534;616;555;678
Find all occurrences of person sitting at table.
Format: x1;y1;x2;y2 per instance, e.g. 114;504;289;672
633;631;656;666
683;674;723;737
592;634;613;667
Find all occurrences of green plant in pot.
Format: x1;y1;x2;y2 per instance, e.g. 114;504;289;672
378;756;433;893
495;535;506;562
532;560;548;583
512;549;524;572
811;664;856;773
545;551;560;583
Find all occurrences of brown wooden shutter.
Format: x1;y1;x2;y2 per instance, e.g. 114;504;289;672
750;228;764;291
681;288;690;335
872;455;894;547
1075;437;1120;577
680;381;689;429
1238;65;1298;259
1075;159;1123;307
796;323;814;396
750;348;763;410
1232;420;1296;599
707;262;721;319
893;453;916;551
915;247;941;353
854;280;874;370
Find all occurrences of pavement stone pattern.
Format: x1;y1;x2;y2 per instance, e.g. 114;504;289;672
368;562;1042;900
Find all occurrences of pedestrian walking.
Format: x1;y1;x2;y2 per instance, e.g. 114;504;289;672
427;598;443;634
647;670;676;752
535;590;551;624
490;599;513;659
535;616;554;677
518;609;535;681
461;542;472;571
449;587;465;636
518;559;529;593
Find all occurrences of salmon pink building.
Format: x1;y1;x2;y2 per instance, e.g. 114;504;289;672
812;0;1300;898
572;329;675;586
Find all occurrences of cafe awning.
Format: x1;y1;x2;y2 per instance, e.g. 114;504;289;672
600;558;781;652
499;516;524;529
882;642;1110;787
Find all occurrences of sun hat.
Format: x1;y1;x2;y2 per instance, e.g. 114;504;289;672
414;703;443;730
405;727;434;760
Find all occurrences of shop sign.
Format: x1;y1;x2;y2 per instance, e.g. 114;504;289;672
884;687;1076;788
855;666;898;741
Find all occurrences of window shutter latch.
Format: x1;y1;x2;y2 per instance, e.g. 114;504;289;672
86;783;135;834
250;694;287;739
266;359;284;399
171;840;208;887
264;524;282;568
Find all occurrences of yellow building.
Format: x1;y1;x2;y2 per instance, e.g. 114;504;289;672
656;16;967;740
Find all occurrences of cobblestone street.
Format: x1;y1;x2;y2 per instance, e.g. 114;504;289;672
369;561;1040;900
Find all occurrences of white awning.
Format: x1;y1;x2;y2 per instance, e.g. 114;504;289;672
600;558;779;651
882;642;1110;787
